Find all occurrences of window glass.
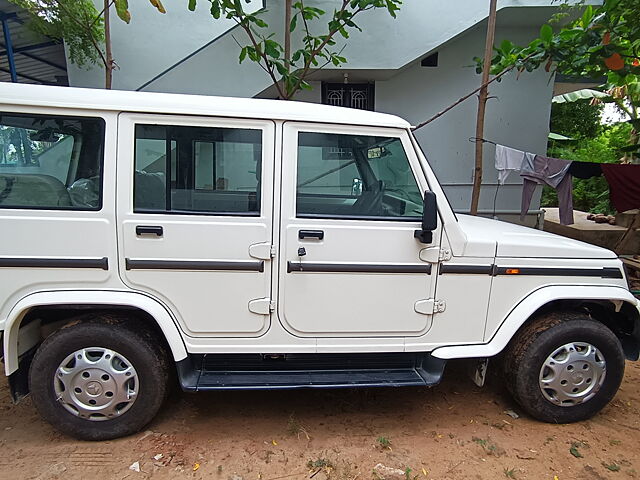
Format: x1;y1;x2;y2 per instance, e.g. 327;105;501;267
0;113;104;210
296;132;423;219
134;124;262;215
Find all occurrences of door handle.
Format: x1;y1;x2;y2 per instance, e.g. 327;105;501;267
136;225;163;237
298;229;324;240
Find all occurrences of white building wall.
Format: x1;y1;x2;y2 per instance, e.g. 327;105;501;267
68;0;568;96
140;4;281;97
67;1;562;216
376;25;552;215
66;0;264;91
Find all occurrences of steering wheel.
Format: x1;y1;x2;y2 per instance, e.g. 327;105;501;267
352;180;385;215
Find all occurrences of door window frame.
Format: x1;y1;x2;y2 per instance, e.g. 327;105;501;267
120;113;275;218
0;110;106;212
284;122;431;224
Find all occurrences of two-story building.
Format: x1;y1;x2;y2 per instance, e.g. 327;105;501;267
3;0;589;220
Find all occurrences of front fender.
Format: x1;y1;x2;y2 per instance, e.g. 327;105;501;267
2;290;188;376
431;285;639;360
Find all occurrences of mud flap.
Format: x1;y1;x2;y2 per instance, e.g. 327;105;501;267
470;358;489;388
8;348;35;403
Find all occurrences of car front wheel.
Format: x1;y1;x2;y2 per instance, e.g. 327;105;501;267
503;312;625;423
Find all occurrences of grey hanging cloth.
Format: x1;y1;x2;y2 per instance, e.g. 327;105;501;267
520;154;574;225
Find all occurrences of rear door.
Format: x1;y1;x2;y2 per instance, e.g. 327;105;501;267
277;123;440;337
116;114;275;337
0;109;114;320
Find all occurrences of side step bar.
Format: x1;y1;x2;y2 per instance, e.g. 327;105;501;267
176;353;446;391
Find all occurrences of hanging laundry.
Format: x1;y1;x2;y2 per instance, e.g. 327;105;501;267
601;164;640;213
520;154;574;225
568;161;603;179
495;144;526;185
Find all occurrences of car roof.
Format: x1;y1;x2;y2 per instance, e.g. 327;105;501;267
0;83;411;129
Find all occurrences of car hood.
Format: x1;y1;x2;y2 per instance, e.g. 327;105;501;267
456;214;617;259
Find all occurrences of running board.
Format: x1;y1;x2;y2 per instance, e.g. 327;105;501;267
176;353;446;391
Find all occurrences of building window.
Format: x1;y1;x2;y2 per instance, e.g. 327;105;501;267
321;83;375;111
421;52;439;67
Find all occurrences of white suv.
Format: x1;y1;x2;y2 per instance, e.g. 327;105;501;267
0;83;638;440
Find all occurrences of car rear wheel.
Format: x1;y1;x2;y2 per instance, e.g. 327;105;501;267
29;316;170;440
503;312;625;423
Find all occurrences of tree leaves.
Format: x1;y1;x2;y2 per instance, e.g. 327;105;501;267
114;0;167;22
264;39;281;59
12;0;106;68
581;5;594;29
149;0;166;14
540;24;553;44
483;0;640;83
114;0;131;23
481;0;640;158
552;89;609;104
192;0;402;99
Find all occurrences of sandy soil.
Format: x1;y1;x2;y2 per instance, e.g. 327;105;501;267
0;360;639;480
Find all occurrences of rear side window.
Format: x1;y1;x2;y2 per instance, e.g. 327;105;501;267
0;112;105;210
133;124;262;215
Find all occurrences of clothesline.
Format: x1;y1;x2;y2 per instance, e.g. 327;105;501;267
468;137;497;146
487;142;640;226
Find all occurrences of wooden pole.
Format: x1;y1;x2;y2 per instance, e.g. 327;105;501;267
283;0;292;99
104;0;113;89
285;0;292;63
615;212;640;254
470;0;498;215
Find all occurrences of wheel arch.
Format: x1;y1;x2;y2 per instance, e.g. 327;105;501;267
2;290;188;376
432;285;640;360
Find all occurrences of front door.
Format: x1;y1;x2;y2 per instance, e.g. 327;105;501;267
117;114;275;337
277;123;440;337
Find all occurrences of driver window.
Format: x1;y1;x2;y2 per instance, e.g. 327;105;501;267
296;131;423;219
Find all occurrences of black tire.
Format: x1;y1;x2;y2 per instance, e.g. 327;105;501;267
503;311;625;423
29;316;170;440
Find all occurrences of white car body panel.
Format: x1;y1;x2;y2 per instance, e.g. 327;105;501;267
0;83;636;383
277;123;439;338
3;290;188;375
457;214;617;259
432;285;639;360
2;83;410;129
116;114;276;337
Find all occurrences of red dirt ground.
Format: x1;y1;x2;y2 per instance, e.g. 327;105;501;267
0;360;639;480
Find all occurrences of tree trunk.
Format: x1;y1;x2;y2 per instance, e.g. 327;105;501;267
104;0;113;89
470;0;498;215
615;212;640;254
282;0;293;99
284;0;292;64
629;124;639;164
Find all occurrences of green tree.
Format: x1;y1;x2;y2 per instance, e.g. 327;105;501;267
480;0;640;159
186;0;402;100
550;101;603;139
542;123;633;214
12;0;166;88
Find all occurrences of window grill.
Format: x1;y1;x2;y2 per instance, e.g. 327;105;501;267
322;83;374;111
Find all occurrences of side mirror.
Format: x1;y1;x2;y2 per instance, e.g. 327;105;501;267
414;190;438;243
